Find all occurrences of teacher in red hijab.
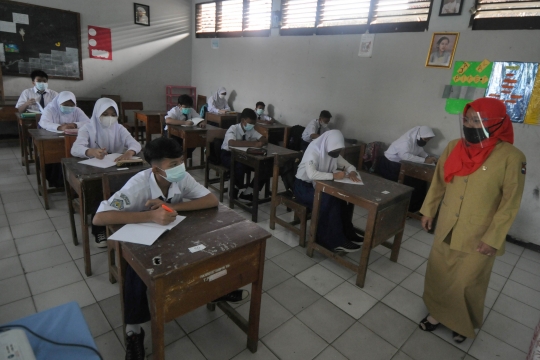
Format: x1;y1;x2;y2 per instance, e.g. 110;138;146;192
417;97;526;343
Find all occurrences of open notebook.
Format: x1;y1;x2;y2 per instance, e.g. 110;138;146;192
78;153;141;168
108;215;186;245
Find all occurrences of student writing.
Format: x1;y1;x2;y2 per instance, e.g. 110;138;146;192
301;110;332;151
207;86;230;114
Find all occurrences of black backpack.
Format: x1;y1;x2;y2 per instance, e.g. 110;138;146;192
287;125;305;152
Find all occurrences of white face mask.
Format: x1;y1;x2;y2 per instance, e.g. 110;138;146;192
219;94;226;99
99;116;118;128
35;82;48;91
320;122;328;129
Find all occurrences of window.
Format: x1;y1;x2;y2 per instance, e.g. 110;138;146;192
195;0;272;38
472;0;540;30
280;0;434;35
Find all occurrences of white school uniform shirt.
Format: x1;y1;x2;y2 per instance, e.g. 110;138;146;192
71;97;141;158
96;168;210;213
384;126;435;164
221;123;262;151
301;119;329;143
164;106;200;131
207;87;231;113
16;87;58;112
256;113;272;122
38;91;90;132
296;130;357;184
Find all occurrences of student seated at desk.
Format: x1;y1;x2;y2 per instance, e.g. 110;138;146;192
72;97;142;247
207;86;231;114
16;69;58;113
294;130;363;253
38;91;90;188
301;110;332;152
255;101;276;124
221;108;268;203
93;137;248;359
378;126;437;212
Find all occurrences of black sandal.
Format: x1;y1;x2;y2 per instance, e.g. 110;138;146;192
452;331;466;343
419;316;440;332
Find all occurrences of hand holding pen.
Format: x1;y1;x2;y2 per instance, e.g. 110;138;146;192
91;141;108;159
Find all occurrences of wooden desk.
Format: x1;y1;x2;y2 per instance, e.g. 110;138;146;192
111;205;270;360
229;144;299;222
307;173;412;287
16;113;39;174
341;142;366;171
134;110;165;144
398;160;436;220
167;125;207;170
255;123;290;148
205;112;238;129
62;157;149;276
29;129;66;210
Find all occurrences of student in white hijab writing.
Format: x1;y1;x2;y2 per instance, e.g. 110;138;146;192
379;125;437;212
39;91;90;132
294;130;363;253
207;86;231;114
71;98;142;247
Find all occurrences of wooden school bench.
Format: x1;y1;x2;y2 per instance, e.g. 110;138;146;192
254;123;290;148
16;113;40;175
205;112;238;129
398;160;436;221
134;110;164;144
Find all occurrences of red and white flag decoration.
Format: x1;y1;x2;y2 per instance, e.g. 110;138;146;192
88;26;112;60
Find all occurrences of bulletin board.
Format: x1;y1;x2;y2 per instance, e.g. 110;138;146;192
445;60;493;114
0;0;83;80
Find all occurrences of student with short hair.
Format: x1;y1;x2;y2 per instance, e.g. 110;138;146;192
221;108;268;202
207;86;231;114
72;98;142;247
93;137;247;360
16;70;58;113
255;101;276;124
301;110;332;151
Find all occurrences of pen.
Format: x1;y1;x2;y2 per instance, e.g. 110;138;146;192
161;204;174;213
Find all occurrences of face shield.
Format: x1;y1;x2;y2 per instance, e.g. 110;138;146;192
460;110;505;148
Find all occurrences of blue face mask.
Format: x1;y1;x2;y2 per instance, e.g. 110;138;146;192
244;123;254;131
60;106;75;114
159;163;186;183
181;107;190;115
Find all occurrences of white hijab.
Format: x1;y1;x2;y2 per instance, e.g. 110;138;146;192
85;98;125;153
210;86;227;108
297;130;345;182
41;91;86;124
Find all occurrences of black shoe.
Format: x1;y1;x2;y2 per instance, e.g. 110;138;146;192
238;190;253;203
211;289;250;304
95;233;107;248
349;233;364;246
125;329;145;360
452;331;466;343
334;241;361;253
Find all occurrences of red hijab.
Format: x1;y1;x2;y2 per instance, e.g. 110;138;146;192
444;97;514;183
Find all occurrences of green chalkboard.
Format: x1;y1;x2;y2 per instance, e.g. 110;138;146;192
0;0;83;80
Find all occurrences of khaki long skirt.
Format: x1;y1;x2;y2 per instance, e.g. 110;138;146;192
423;234;496;338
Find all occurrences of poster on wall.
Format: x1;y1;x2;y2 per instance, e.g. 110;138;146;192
88;25;112;61
358;34;374;58
524;73;540;125
485;62;539;123
444;60;493;114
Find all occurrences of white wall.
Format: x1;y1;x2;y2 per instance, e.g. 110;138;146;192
4;0;192;110
191;0;540;243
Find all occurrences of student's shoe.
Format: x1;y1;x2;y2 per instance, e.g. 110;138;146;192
125;329;145;360
211;289;250;304
334;241;362;253
349;233;364;246
238;189;253;203
95;233;108;248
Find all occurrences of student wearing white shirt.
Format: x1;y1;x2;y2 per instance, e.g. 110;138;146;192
93;137;246;360
295;130;363;253
255;101;276;124
301;110;332;151
16;70;58;113
72;98;142;247
221;108;268;202
207;86;231;113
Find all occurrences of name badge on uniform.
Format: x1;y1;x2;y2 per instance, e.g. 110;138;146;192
482;166;487;171
522;162;527;175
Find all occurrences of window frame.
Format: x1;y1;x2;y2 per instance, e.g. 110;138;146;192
471;0;540;30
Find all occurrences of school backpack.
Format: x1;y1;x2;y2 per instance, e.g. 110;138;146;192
199;104;208;119
363;141;384;173
287;125;305;152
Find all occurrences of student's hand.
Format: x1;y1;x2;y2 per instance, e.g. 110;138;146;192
311;134;320;140
421;216;434;231
150;207;177;225
25;99;36;106
198;121;206;128
476;241;496;256
333;171;346;180
424;157;436;164
145;198;166;210
218;109;227;114
349;171;361;182
114;151;134;162
185;120;194;126
88;148;108;159
57;123;77;131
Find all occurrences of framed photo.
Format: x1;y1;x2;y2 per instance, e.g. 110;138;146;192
134;3;150;26
439;0;463;16
425;32;459;69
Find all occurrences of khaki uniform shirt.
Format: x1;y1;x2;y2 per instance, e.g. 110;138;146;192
420;139;526;256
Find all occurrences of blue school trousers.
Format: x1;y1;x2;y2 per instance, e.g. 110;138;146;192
124;265;151;325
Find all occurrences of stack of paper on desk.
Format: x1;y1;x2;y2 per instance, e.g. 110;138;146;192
335;177;364;185
108;215;186;245
78;153;140;168
181;117;205;127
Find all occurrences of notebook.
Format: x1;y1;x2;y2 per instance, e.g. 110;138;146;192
108;215;186;245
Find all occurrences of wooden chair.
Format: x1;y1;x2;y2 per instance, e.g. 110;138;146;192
120;101;144;142
269;152;310;247
204;128;229;202
64;134;77;158
196;95;207;114
102;172;138;284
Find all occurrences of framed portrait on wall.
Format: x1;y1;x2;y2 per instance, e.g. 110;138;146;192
134;3;150;26
439;0;463;16
425;32;459;69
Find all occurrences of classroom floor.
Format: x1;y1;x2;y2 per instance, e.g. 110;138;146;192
0;141;539;360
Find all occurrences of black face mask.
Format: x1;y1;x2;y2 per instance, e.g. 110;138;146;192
328;151;340;158
416;139;427;147
462;126;488;144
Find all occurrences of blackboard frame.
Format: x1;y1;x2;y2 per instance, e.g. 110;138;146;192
0;0;84;81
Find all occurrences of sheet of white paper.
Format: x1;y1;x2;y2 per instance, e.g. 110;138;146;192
78;157;117;168
229;147;250;152
46;129;64;134
12;13;29;25
142;215;186;230
0;21;16;33
26;109;41;114
108;225;166;245
191;117;205;125
335;178;364;185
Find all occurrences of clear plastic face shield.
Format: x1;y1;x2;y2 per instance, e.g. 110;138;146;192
460;108;505;148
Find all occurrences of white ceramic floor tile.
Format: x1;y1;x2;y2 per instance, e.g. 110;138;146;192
501;280;540;310
410;229;435;246
0;189;40;204
324;282;378;319
33;280;95;312
503;241;524;256
147;336;206;360
94;330;126;360
359;302;417;348
369;256;413;284
236;293;293;338
81;303;112;338
488;272;507;292
348;269;398;300
273;229;301;247
0;275;30;306
497;250;520;266
314;346;348;360
484;287;498;309
98;294;122;329
265;236;294;259
3;198;43;214
296;264;345;295
14;230;63;254
415;260;427;276
492;260;513;278
385;248;426;271
176;304;225;334
509;267;540;292
74;252;109;278
401;328;466;360
0;240;17;259
19;244;71;273
26;261;82;295
267;277;321;315
382;286;428;322
0;297;36;324
85;272;119;302
391;352;414;360
522;249;540;263
515;256;540;275
468;330;526;360
319;258;356;280
0;256;23;281
6;208;48;227
333;322;397;360
262;259;293;291
231;341;279;360
271;248;316;275
400;238;431;258
400;272;425;297
0;227;12;242
493;293;540;329
10;218;55;239
482;310;534;351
